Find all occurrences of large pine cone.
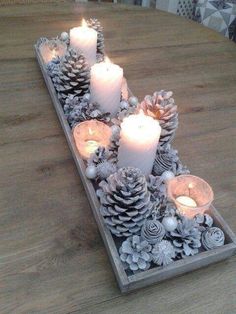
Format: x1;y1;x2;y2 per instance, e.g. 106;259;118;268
86;18;105;56
169;217;201;258
139;90;178;147
97;167;152;237
152;144;189;176
52;48;90;103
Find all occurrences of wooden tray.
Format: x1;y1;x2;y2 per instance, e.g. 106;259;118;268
35;45;236;293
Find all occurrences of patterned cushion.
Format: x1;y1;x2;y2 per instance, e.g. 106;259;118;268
194;0;236;40
156;0;196;19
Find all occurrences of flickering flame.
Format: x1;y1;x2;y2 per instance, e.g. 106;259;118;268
88;127;93;136
104;56;112;64
188;183;194;189
81;18;87;27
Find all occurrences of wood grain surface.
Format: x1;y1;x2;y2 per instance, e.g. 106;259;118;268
0;2;236;313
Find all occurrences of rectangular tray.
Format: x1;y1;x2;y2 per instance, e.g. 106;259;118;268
35;45;236;293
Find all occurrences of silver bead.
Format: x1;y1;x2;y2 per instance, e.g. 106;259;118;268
162;216;178;232
161;170;175;183
120;100;129;110
85;165;97;179
128;96;138;107
60;32;69;41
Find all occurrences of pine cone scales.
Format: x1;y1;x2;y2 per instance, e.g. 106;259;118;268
86;18;105;55
139;90;178;147
52;48;90;102
97;167;152;237
170;217;201;257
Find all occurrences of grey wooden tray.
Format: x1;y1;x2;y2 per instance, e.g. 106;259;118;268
35;45;236;293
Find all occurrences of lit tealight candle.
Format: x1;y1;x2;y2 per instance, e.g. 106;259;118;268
39;39;67;64
117;111;161;177
70;19;97;66
90;57;123;117
73;120;111;160
176;196;197;207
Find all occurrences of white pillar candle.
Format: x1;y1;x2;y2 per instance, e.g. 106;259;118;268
90;57;123;117
70;19;97;66
118;112;161;176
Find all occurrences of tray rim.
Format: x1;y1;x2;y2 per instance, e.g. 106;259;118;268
35;45;236;293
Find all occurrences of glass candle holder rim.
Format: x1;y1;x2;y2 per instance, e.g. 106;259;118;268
167;174;214;209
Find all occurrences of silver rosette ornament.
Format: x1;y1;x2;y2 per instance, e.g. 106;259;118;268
152;240;176;266
139;90;178;147
202;227;225;250
97;167;152;237
141;219;166;244
119;235;152;272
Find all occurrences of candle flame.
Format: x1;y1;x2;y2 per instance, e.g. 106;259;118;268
188;183;194;189
104;56;112;64
81;18;87;27
88;127;93;135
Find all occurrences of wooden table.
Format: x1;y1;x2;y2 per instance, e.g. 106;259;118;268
1;2;236;313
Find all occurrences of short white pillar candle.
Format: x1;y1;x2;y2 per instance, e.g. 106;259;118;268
70;19;97;66
90;57;123;117
117;112;161;176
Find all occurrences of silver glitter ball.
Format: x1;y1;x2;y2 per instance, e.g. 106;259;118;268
60;32;69;41
161;171;175;183
120;100;129;110
85;165;97;180
128;96;138;107
162;216;178;232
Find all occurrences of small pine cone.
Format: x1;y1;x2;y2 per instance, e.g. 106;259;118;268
202;227;225;251
147;174;167;206
46;56;61;78
96;160;117;180
108;125;121;163
194;213;213;232
66;95;110;127
119;235;152;272
153;144;189;177
52;48;90;103
141;219;166;244
170;217;201;258
139;90;178;147
152;240;176;266
86;18;105;55
97;167;152;237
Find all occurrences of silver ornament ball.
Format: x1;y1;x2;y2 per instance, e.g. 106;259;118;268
161;171;175;183
83;93;91;102
120;100;129;110
128;96;138;107
60;32;69;41
85;165;97;180
162;216;178;232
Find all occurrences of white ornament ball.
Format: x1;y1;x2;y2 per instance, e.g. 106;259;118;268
120;100;129;110
128;96;139;107
162;216;178;232
83;93;91;102
60;32;69;41
161;171;175;183
111;125;120;137
85;165;97;180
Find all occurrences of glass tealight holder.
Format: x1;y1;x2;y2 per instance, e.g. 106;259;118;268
73;120;111;160
167;175;214;219
39;39;67;64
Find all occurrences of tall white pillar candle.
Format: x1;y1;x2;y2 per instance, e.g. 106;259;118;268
118;112;161;176
90;57;123;117
70;19;97;66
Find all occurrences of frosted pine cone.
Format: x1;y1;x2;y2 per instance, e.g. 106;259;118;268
87;146;112;166
86;18;105;56
46;56;61;78
139;90;178;147
202;227;225;250
170;217;201;258
194;213;213;232
141;219;166;244
153;144;189;176
152;240;176;266
65;95;110;127
97;167;152;237
119;235;152;272
96;160;117;180
147;174;167;207
52;48;90;103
